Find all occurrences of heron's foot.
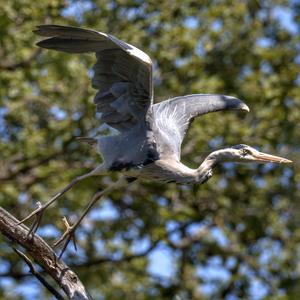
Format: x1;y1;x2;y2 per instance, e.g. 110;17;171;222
53;217;78;259
17;202;46;238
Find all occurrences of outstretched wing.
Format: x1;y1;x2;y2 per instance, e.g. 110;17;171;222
34;25;153;132
153;94;249;159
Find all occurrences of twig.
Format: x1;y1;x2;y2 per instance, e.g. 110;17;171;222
0;241;159;279
0;49;41;71
13;248;64;300
73;239;160;268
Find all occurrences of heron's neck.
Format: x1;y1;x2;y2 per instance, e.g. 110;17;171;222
195;149;229;183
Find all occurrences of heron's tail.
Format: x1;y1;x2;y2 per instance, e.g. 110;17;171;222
76;137;97;145
34;25;112;53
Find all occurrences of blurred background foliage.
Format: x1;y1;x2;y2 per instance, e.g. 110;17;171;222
0;0;300;299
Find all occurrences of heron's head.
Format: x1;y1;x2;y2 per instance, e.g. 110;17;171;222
218;144;292;164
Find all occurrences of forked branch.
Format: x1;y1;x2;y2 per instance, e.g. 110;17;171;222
0;207;92;300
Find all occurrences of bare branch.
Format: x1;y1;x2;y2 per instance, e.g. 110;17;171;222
0;49;41;71
0;207;93;300
0;139;73;182
0;240;159;279
13;248;64;300
73;239;160;268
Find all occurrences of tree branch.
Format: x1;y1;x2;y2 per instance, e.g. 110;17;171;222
13;248;64;300
0;240;159;279
0;49;41;71
73;239;159;268
0;137;74;182
0;207;93;300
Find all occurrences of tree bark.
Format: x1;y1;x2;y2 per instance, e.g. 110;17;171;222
0;207;93;300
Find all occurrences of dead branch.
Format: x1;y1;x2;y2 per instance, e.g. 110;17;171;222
13;248;64;300
0;207;92;300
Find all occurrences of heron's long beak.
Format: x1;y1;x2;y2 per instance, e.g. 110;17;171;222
252;151;292;164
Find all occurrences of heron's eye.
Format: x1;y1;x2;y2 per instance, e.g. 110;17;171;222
241;149;251;156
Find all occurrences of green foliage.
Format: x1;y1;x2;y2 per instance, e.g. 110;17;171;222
1;0;299;299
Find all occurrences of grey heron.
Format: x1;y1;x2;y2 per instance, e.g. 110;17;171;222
19;25;292;256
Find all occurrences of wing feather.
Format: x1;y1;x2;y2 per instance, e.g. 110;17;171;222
153;94;249;159
35;25;153;132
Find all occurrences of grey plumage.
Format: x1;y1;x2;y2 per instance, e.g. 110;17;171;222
35;25;152;133
152;94;249;160
35;25;251;176
19;25;291;255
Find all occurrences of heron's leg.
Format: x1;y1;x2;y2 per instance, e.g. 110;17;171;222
54;177;136;258
18;164;107;236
